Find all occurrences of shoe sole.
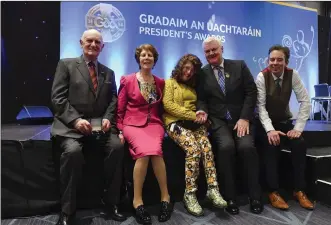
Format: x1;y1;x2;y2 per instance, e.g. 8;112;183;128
158;211;172;222
294;198;315;210
183;203;204;217
135;217;152;225
158;217;171;223
271;204;290;210
110;216;127;222
206;196;228;209
225;209;240;215
251;209;264;214
212;202;228;209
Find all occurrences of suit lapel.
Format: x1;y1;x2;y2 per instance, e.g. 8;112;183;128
133;75;148;104
154;76;163;102
96;62;105;98
223;59;231;94
76;56;96;96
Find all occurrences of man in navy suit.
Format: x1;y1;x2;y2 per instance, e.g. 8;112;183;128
196;37;263;215
51;29;126;224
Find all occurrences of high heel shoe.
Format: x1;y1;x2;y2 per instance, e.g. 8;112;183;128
134;205;152;225
158;200;173;222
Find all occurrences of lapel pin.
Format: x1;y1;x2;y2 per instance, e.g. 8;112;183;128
225;73;230;78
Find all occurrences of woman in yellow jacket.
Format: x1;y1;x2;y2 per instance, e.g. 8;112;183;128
162;54;227;216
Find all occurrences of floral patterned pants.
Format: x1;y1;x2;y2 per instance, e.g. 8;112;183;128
167;124;219;193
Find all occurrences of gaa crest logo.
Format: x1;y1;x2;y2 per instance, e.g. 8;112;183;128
85;3;126;43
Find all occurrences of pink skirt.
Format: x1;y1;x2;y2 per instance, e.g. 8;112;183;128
122;124;164;160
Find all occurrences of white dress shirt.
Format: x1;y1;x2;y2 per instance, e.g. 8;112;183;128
256;69;311;133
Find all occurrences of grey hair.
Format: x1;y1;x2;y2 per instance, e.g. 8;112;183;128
202;36;222;48
81;29;103;43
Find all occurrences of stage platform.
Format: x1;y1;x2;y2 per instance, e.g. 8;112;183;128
2;120;330;146
1;120;331;219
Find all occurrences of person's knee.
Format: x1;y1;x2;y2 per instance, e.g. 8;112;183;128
237;137;256;154
105;138;125;158
291;137;305;145
61;142;83;159
151;155;167;167
187;146;202;159
136;156;150;165
113;142;125;158
217;141;235;155
290;137;307;150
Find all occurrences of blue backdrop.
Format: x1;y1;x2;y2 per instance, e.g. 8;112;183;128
60;1;318;117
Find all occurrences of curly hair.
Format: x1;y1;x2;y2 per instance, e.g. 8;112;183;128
171;54;202;87
135;44;159;69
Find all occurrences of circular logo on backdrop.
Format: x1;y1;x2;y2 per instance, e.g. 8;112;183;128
85;3;126;43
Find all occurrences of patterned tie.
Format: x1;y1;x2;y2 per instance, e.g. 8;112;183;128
216;66;226;95
216;66;232;120
275;78;282;96
88;61;98;92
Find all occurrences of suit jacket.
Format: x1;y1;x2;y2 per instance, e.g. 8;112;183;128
117;73;165;131
51;55;118;138
196;59;257;130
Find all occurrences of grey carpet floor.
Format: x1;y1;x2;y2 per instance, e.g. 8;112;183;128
2;200;331;225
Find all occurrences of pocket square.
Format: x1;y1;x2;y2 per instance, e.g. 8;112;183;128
104;81;112;84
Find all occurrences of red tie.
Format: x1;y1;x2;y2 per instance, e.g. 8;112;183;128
88;62;97;92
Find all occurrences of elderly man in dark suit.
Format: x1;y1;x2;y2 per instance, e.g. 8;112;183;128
196;37;263;215
51;29;126;225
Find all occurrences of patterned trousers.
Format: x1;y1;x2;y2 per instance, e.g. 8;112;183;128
167;124;219;193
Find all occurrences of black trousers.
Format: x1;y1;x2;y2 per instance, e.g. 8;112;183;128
211;120;261;200
256;120;307;192
55;133;124;215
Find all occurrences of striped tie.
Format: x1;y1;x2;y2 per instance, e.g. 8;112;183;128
217;66;226;95
88;62;98;92
216;66;232;120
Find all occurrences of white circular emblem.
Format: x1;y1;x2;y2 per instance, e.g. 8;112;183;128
85;3;126;43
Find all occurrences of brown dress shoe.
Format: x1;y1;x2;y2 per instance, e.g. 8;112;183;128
293;191;314;210
269;192;289;210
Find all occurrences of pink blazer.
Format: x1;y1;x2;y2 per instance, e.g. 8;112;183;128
116;73;165;130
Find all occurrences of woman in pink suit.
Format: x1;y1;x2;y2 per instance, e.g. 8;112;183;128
117;44;172;224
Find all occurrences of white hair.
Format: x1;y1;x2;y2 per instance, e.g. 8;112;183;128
81;29;103;43
202;36;222;48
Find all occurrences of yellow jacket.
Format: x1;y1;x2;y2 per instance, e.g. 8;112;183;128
162;78;197;127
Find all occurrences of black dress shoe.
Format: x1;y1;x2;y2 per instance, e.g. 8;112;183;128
225;200;239;215
105;205;127;222
135;205;152;225
158;201;173;222
56;212;75;225
250;199;264;214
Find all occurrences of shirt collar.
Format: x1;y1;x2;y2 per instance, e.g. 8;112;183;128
212;59;224;70
83;55;98;67
272;70;284;80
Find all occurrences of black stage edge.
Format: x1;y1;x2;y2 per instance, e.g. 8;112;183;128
2;120;331;218
278;121;331;207
1;124;60;218
316;178;331;207
300;121;331;147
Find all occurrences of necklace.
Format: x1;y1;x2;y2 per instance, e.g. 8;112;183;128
137;72;154;84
